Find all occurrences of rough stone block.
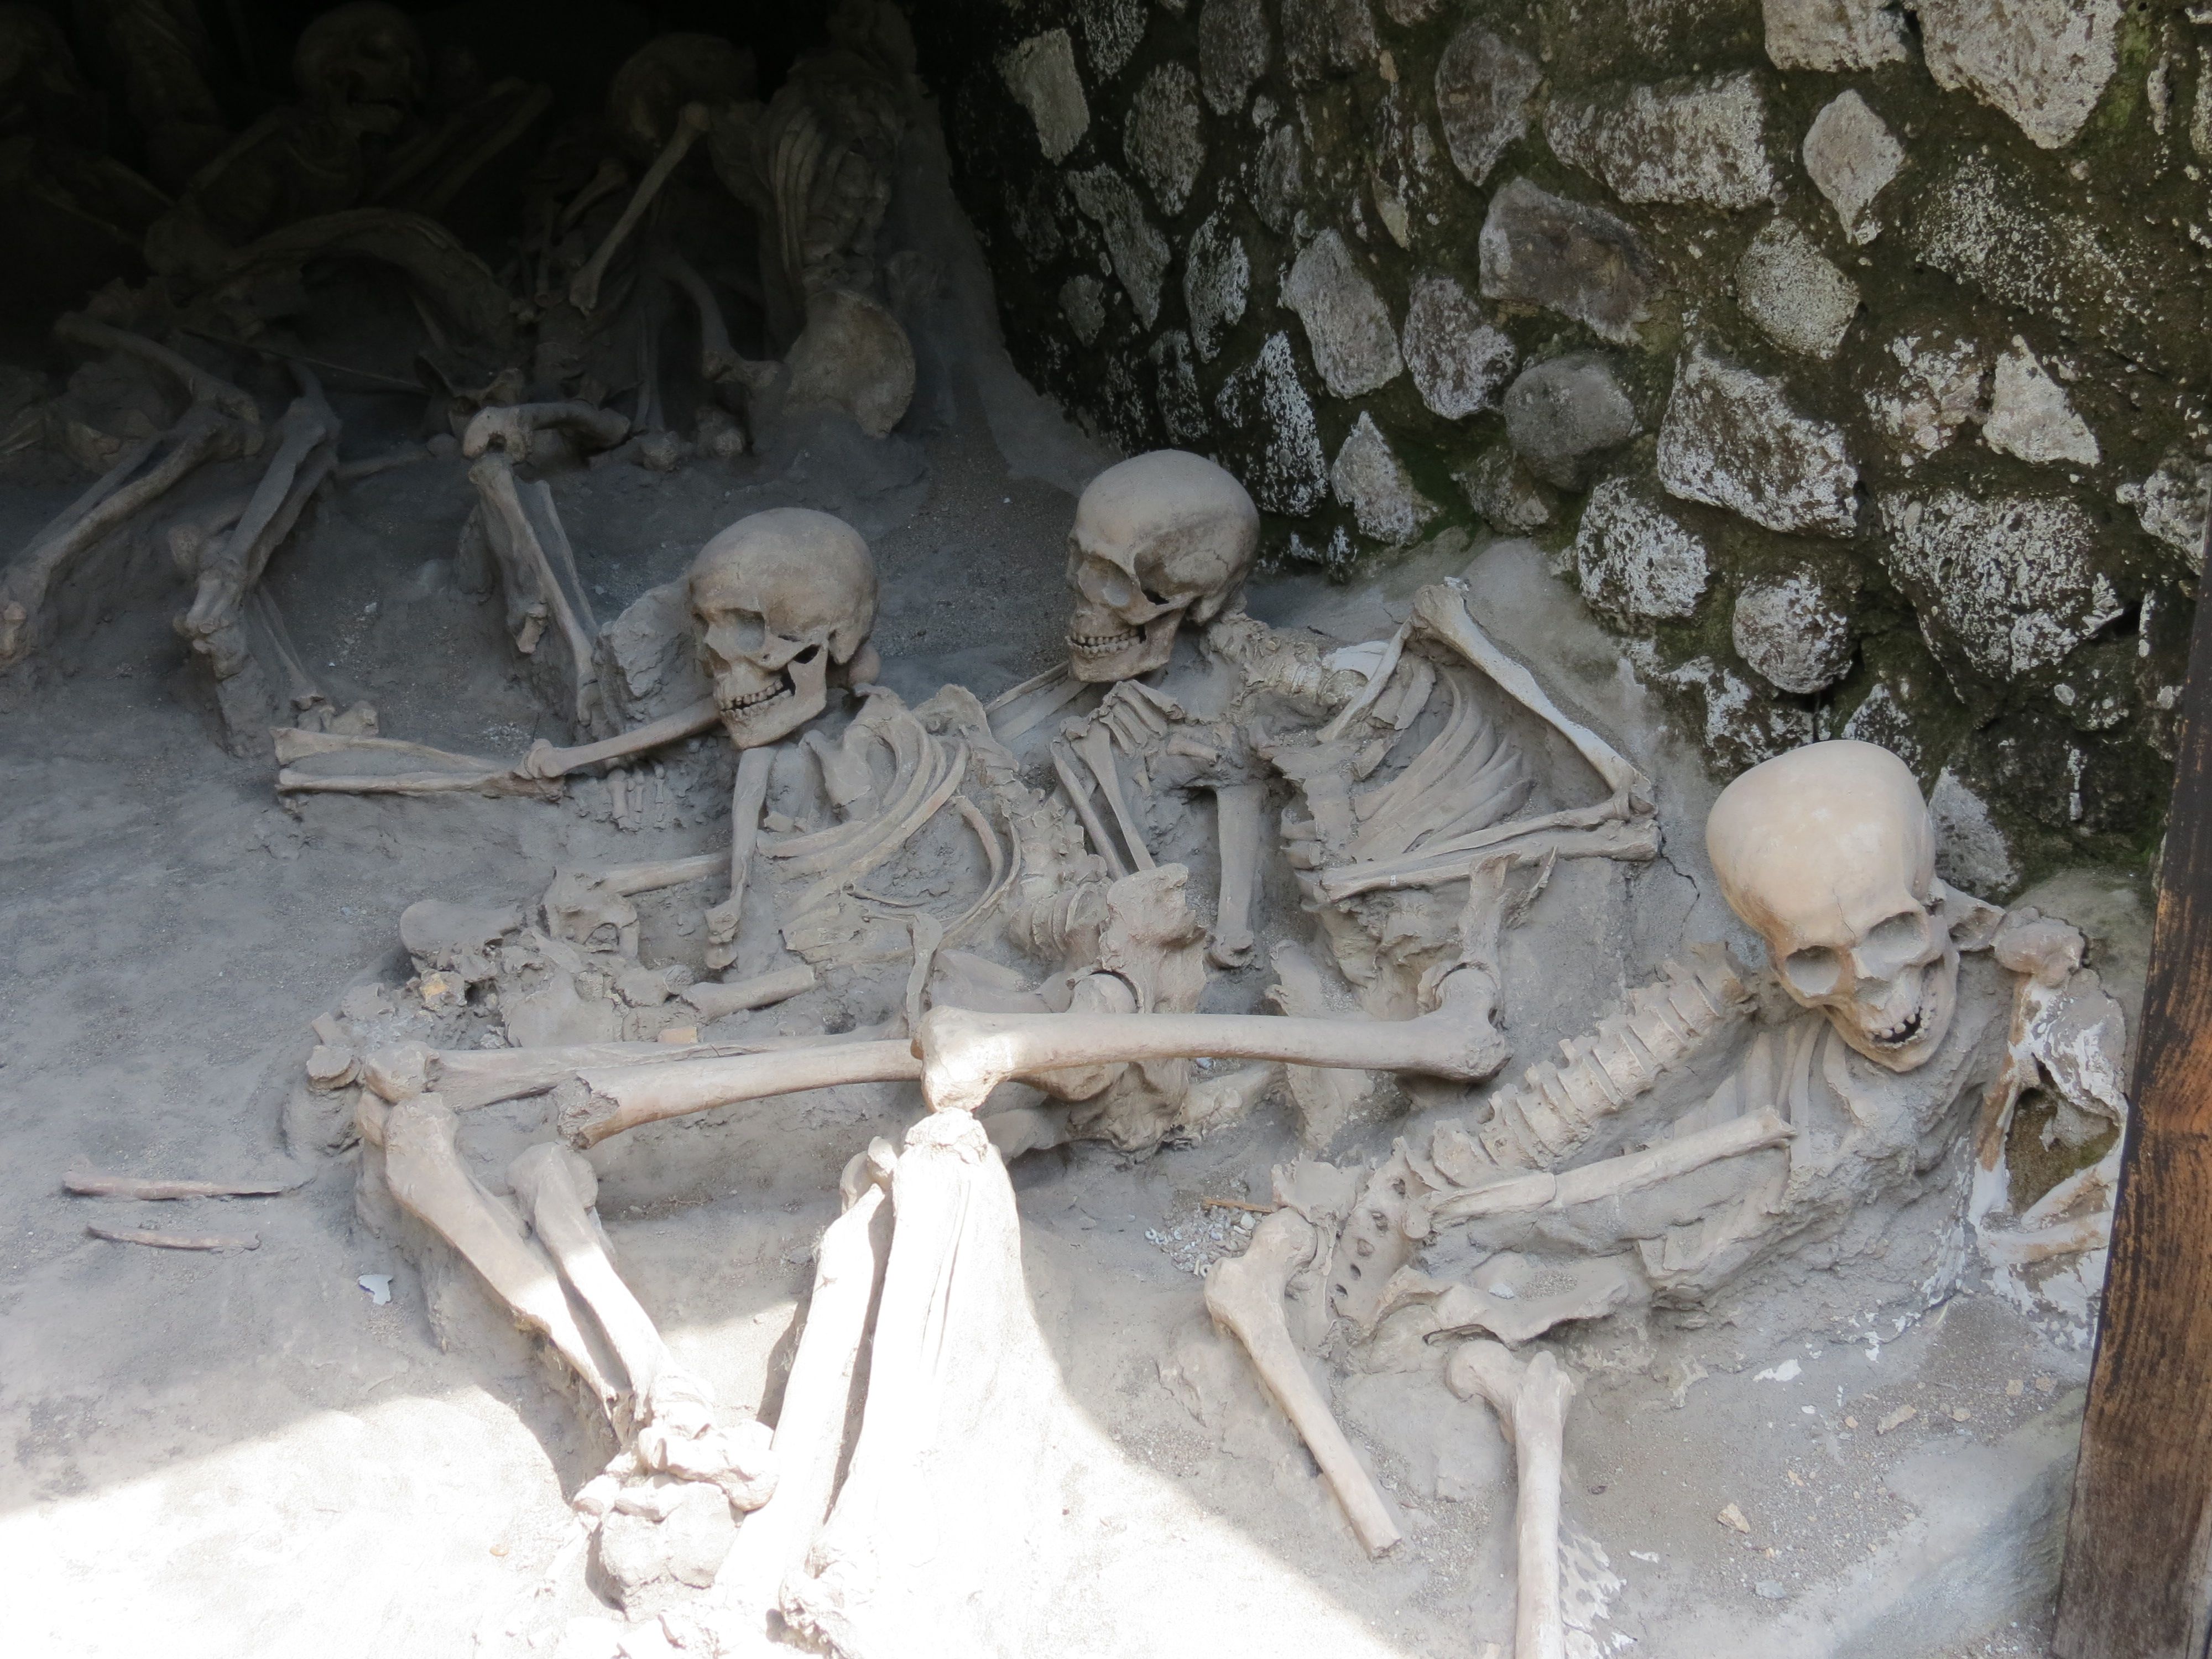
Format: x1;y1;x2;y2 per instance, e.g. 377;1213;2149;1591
1732;569;1855;694
1185;210;1250;361
1802;90;1904;244
1331;413;1437;546
1214;332;1328;514
1403;274;1516;419
1067;165;1170;327
1916;0;2120;150
999;31;1089;163
1478;177;1655;346
1126;62;1204;216
1657;344;1857;536
1544;70;1777;212
1434;23;1540;187
1574;476;1712;623
1736;218;1860;360
1982;337;2099;467
1198;0;1271;115
1761;0;1908;72
1502;352;1638;488
1282;229;1402;398
1881;489;2122;682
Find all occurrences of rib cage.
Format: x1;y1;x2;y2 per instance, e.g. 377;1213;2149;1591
1430;943;1756;1181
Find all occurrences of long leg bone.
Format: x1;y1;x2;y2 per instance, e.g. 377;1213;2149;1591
178;366;341;679
1207;1207;1402;1557
509;1143;776;1508
369;1093;617;1408
716;1142;895;1632
1;403;253;667
1447;1343;1578;1659
570;102;714;315
469;452;602;727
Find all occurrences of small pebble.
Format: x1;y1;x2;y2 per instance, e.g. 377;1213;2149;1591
2006;1379;2025;1397
1754;1580;1786;1601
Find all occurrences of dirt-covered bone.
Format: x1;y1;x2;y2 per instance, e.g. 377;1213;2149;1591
1447;1342;1578;1659
1065;450;1260;682
1707;739;1965;1072
690;507;878;749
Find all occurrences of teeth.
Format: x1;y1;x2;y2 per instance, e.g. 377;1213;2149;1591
722;677;792;713
1069;629;1141;653
1870;1007;1924;1045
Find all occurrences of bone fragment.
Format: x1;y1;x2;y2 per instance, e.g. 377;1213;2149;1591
1077;723;1154;871
1316;622;1410;742
21;436;159;551
1207;1207;1401;1557
86;1224;260;1251
1207;782;1266;968
65;1171;301;1200
562;1040;924;1146
1447;1343;1577;1659
708;745;778;969
570;102;714;315
520;697;722;779
1428;1108;1797;1226
919;964;1510;1118
682;964;817;1020
718;1143;894;1630
379;1093;617;1406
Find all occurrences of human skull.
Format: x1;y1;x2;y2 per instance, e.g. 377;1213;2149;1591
1065;450;1259;682
294;3;426;132
688;508;877;748
1706;740;1957;1072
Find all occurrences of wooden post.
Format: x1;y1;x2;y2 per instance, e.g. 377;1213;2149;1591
2054;485;2212;1659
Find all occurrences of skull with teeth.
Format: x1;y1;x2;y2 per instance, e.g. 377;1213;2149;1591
1707;740;1961;1072
1065;450;1259;682
689;508;878;748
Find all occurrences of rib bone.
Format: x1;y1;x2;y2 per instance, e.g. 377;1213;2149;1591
1206;1207;1401;1557
1446;1343;1577;1659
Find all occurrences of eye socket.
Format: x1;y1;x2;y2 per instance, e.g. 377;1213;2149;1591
1861;910;1930;954
1782;946;1843;999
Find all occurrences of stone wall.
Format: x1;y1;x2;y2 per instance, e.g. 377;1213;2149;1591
916;0;2212;891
